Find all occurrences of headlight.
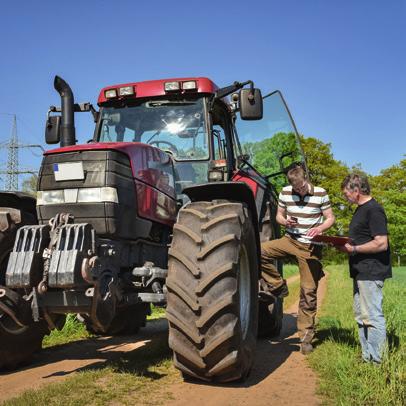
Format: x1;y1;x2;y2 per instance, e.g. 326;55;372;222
208;170;224;182
78;187;118;203
182;81;197;90
164;81;180;91
100;187;119;203
105;89;118;99
37;187;119;205
37;190;64;205
118;86;135;96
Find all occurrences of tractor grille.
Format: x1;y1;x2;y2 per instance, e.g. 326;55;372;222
36;150;151;240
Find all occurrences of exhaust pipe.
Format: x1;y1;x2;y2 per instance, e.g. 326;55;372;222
54;75;76;147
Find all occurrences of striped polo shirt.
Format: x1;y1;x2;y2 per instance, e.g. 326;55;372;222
278;184;331;244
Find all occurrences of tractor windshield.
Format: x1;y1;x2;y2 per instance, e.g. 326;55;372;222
234;91;306;192
98;98;209;161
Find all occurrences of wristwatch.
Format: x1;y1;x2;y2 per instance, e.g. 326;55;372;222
351;245;358;256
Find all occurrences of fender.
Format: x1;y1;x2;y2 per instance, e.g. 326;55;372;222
182;182;261;272
0;192;37;231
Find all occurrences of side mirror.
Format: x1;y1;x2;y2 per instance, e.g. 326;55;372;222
239;88;263;120
45;115;61;144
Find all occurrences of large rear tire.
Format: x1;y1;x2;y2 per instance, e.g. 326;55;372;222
0;210;49;369
167;201;258;382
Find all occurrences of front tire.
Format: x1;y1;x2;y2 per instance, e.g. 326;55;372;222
167;201;258;382
0;211;49;369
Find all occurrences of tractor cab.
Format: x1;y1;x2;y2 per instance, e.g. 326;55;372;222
93;77;305;200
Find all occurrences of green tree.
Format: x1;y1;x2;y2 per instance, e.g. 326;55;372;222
370;158;406;262
22;174;38;197
243;132;302;192
300;136;353;263
301;136;351;234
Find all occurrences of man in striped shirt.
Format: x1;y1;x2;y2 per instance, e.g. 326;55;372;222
261;164;335;354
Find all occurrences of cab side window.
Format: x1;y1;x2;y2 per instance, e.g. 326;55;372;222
211;101;231;162
213;125;226;160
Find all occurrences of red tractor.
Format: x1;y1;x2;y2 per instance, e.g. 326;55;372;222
0;76;305;381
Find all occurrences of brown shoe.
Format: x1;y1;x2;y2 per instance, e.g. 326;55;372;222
271;279;289;298
300;342;313;355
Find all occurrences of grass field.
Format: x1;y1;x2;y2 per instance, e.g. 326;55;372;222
6;263;404;405
309;265;405;405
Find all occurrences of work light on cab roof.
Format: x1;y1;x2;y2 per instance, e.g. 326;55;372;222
104;85;136;99
164;80;197;92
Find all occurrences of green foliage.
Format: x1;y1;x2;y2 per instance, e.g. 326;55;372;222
148;305;166;320
299;136;350;263
243;132;301;192
310;266;406;405
283;264;299;279
42;314;90;348
21;174;38;196
370;159;406;259
301;136;350;231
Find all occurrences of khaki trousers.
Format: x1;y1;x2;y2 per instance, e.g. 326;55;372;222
261;235;324;342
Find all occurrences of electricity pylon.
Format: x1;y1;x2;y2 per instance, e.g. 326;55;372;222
0;114;44;191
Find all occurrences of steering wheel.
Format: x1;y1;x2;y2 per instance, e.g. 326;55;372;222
149;140;179;155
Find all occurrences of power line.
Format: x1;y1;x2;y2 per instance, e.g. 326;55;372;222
0;115;44;191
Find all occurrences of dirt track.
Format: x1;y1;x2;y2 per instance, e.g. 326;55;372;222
0;275;327;404
167;275;327;406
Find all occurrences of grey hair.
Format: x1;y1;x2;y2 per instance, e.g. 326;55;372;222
341;173;370;195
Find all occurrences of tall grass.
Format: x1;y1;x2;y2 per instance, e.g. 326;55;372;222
310;265;405;405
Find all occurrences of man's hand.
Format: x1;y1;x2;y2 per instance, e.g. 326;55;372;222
336;242;355;254
337;235;387;255
306;226;323;238
285;218;299;228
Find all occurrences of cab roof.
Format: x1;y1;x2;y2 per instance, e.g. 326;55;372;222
98;77;218;105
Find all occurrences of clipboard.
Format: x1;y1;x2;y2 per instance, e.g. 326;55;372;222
311;235;350;246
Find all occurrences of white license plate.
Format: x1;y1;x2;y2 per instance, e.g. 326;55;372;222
54;162;85;181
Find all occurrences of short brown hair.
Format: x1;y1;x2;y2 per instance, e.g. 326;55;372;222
341;173;370;195
287;165;306;186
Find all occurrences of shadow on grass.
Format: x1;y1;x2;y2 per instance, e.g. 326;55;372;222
313;326;358;348
387;329;400;351
313;324;400;351
77;332;172;380
0;319;171;381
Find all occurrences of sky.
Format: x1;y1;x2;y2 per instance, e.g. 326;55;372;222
0;0;405;189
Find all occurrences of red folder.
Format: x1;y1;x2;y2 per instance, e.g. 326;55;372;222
311;235;350;246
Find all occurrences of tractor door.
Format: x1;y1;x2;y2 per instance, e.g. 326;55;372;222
233;90;307;240
234;90;307;192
